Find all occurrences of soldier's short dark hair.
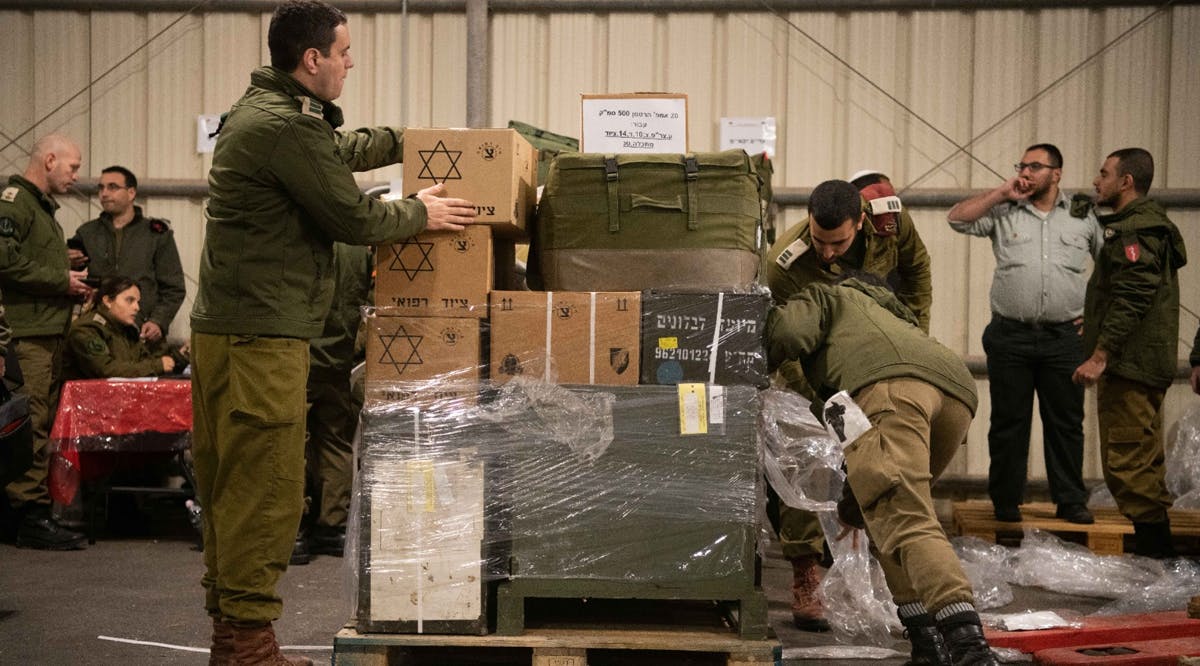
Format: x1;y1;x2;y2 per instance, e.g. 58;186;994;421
1025;143;1063;169
101;165;137;189
268;0;347;72
809;180;863;230
1109;147;1154;195
99;275;138;302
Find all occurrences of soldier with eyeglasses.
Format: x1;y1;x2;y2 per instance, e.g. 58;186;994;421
947;143;1102;527
70;166;185;347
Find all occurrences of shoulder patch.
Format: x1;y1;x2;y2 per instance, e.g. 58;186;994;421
92;312;106;324
775;237;810;270
296;95;324;119
0;217;14;238
85;337;109;356
1;187;18;203
148;218;170;233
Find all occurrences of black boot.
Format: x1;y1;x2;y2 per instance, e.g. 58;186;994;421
900;613;951;666
308;523;346;557
936;611;997;666
16;505;86;550
1133;521;1175;559
289;531;310;565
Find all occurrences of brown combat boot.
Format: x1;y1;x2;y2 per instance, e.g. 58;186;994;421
209;617;235;666
789;554;830;632
229;622;314;665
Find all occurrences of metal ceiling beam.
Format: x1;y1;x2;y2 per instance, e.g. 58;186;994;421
2;0;1190;12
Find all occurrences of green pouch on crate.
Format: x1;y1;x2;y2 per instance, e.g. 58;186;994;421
530;149;764;292
507;120;579;187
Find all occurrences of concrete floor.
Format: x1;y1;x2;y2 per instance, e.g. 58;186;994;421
0;500;1121;666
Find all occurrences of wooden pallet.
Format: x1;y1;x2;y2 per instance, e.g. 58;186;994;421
951;500;1200;555
332;624;780;666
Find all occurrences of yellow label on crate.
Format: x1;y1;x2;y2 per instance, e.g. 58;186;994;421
678;383;708;435
407;460;438;512
658;337;679;350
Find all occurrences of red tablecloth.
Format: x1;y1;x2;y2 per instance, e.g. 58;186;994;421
49;378;192;504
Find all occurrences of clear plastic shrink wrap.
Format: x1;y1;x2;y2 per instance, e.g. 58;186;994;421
1167;404;1200;509
760;388;901;645
350;300;764;634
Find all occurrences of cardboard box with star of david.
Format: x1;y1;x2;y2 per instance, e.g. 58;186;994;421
375;225;492;318
364;314;483;407
402;128;536;238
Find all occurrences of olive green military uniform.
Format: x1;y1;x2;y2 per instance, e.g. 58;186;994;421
306;243;372;531
72;206;186;335
1082;196;1186;524
63;306;170;380
191;65;428;626
764;203;932;559
766;280;979;614
0;175;74;510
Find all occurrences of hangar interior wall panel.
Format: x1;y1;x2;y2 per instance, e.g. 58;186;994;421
2;4;1198;486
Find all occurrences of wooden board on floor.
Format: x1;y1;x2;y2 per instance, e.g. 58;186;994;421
331;624;780;666
951;500;1200;555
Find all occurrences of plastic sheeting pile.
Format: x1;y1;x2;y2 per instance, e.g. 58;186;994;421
762;388;1200;648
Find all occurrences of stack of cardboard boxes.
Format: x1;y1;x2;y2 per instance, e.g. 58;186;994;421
357;128;769;638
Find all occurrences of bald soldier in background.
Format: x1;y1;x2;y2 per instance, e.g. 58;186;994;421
763;177;931;631
0;134;93;551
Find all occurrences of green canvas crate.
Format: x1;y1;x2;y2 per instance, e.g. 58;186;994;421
532;150;763;292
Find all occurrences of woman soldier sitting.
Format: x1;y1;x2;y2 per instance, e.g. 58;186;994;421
64;276;187;379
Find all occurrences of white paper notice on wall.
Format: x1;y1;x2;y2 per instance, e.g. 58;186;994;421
196;114;222;154
719;117;776;159
580;93;688;154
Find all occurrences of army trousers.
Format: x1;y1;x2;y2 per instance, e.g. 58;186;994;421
845;378;975;613
1097;374;1170;524
191;333;309;625
306;372;358;529
5;335;64;509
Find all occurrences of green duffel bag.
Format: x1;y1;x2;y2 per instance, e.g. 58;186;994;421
532;150;763;292
507;120;579;187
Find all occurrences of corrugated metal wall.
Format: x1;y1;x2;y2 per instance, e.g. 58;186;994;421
1;4;1198;483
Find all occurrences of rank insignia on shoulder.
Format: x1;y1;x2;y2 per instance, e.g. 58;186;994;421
1070;193;1094;219
0;217;15;238
296;95;324;119
92;313;106;324
149;218;169;233
0;186;18;203
775;238;810;270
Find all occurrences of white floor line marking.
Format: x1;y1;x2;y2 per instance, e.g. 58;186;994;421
97;636;209;654
97;636;333;653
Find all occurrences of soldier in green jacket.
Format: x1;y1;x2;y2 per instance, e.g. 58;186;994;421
762;178;932;631
70;166;186;344
766;175;932;330
1073;148;1186;559
767;278;996;666
0;134;93;550
64;276;181;380
191;3;476;663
